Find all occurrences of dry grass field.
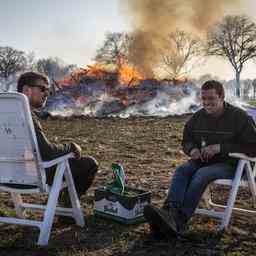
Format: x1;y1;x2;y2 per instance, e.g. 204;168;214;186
0;116;255;256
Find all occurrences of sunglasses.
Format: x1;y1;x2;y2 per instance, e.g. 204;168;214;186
31;84;50;93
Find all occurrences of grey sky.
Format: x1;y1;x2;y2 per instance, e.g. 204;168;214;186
0;0;256;80
0;0;131;65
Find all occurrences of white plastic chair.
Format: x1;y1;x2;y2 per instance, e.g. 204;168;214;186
0;92;84;246
196;153;256;231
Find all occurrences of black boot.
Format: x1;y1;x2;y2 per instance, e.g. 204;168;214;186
143;204;178;238
162;203;188;235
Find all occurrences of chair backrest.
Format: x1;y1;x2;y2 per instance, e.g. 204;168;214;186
0;93;46;191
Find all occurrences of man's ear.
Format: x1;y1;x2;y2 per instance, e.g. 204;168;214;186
22;85;32;96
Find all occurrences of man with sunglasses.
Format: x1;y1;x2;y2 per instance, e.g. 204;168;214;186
144;80;256;239
17;71;98;223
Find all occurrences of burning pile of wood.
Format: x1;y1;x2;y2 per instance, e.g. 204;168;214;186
43;64;200;117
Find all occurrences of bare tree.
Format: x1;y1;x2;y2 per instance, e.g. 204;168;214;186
36;57;76;94
25;51;37;71
207;15;256;97
252;79;256;99
0;46;27;91
242;79;252;100
36;57;76;80
94;32;131;66
159;30;203;80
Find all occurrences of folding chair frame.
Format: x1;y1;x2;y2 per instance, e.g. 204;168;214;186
196;153;256;231
0;93;84;246
0;153;85;246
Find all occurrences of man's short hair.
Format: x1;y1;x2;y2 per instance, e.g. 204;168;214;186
17;71;49;92
201;80;225;97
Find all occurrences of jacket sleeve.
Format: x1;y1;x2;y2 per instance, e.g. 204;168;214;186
220;114;256;157
32;115;73;161
182;116;198;156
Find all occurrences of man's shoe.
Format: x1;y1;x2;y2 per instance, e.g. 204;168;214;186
151;230;167;241
147;221;167;240
144;205;168;240
162;204;188;235
143;204;178;237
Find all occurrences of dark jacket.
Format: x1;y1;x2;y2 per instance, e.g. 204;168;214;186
32;111;74;161
182;102;256;165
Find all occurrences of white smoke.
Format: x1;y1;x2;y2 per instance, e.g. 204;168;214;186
45;80;256;119
112;90;199;118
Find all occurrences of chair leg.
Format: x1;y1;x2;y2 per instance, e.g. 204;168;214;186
219;160;245;230
245;162;256;207
11;192;25;218
202;186;212;209
64;160;85;227
37;162;65;246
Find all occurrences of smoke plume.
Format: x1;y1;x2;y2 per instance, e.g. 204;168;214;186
121;0;241;77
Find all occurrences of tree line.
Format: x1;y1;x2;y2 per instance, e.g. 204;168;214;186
0;49;77;92
1;15;256;98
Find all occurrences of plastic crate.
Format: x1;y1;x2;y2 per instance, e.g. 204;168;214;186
94;186;151;224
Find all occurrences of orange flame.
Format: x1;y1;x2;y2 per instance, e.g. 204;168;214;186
86;63;111;79
118;63;143;86
57;61;145;89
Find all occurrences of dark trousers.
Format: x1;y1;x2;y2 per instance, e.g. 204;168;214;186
166;160;234;221
46;156;98;198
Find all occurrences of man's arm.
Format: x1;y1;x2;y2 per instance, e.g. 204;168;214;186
220;115;256;157
182;116;199;157
32;113;80;161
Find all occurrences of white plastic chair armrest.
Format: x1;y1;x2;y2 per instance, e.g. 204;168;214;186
229;153;256;162
42;153;74;168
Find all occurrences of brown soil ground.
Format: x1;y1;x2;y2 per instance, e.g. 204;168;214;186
0;116;255;256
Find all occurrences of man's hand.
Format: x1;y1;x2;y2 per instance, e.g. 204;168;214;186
201;144;220;162
70;142;82;159
190;148;202;160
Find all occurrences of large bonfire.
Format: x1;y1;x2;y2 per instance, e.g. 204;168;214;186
43;62;199;118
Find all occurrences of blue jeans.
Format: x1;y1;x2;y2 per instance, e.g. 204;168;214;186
166;160;235;221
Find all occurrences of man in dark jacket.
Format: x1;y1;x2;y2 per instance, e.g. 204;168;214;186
144;80;256;238
17;71;98;213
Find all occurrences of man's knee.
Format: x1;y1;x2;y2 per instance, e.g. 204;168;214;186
191;167;215;186
69;156;99;175
84;156;99;174
176;163;188;173
174;160;198;177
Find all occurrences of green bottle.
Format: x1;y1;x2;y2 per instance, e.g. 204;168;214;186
107;163;126;194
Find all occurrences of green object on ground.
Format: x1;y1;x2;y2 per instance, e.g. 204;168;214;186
106;163;126;194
